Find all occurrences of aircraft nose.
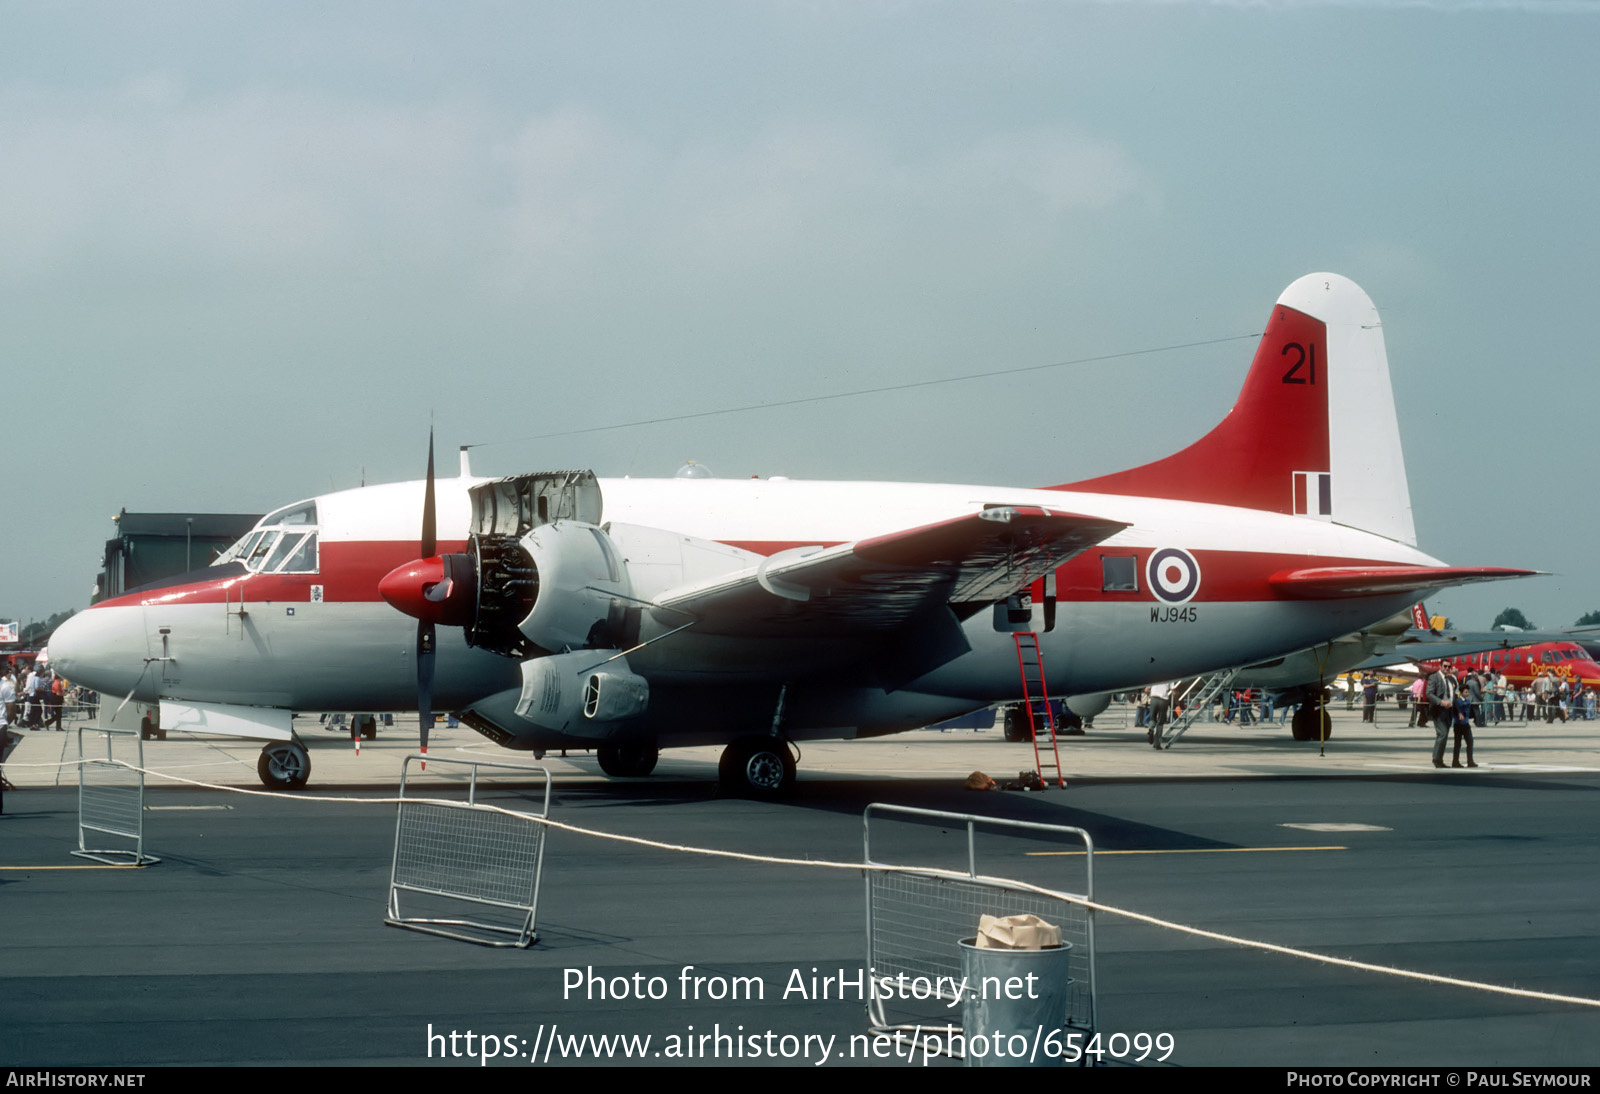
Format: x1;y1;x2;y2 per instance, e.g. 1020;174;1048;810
379;554;476;626
47;606;152;699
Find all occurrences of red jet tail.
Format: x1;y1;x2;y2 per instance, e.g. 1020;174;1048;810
1053;273;1415;546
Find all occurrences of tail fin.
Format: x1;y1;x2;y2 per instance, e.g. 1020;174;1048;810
1055;273;1416;546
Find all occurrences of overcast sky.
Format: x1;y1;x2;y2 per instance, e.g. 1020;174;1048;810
3;0;1597;632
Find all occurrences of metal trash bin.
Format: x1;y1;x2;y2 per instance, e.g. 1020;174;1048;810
958;937;1073;1067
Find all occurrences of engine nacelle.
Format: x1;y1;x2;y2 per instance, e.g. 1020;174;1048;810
1063;691;1114;720
516;521;633;654
514;650;650;738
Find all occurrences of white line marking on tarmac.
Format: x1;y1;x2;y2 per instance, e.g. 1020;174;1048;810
145;804;234;811
1366;763;1600;773
1281;822;1390;832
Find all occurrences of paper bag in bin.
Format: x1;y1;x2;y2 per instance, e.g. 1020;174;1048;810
975;913;1061;950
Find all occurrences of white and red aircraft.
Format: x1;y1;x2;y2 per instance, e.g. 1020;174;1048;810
50;273;1532;794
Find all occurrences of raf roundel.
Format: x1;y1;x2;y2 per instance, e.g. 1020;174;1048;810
1147;547;1201;604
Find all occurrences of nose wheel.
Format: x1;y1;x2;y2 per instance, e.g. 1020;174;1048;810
258;739;312;790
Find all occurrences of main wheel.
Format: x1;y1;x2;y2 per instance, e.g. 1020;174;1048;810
718;736;796;797
596;740;659;778
1002;705;1029;742
1290;705;1332;742
258;741;311;790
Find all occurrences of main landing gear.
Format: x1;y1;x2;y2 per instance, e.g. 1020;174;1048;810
596;739;659;778
1290;703;1333;742
718;735;797;798
589;734;799;797
257;738;312;790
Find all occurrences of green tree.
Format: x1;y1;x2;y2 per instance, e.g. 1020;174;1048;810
1577;610;1600;627
1493;607;1534;630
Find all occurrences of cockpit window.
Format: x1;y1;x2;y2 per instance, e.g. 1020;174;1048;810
213;500;323;574
279;533;318;573
247;532;281;569
263;533;306;573
262;501;318;527
215;530;263;566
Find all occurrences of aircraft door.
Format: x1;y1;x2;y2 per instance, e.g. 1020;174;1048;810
991;573;1056;633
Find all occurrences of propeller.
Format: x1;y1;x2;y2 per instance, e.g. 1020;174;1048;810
418;429;437;765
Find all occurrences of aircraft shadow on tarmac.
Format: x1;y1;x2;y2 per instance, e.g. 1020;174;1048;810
545;774;1236;855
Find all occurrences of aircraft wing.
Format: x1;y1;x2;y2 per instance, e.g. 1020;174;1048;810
1348;627;1599;672
651;506;1128;638
1268;565;1539;600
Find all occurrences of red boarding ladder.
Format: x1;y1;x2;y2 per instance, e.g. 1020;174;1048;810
1013;632;1065;788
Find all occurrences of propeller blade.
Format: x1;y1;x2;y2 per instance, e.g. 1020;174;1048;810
418;427;438;766
418;619;435;763
421;428;437;560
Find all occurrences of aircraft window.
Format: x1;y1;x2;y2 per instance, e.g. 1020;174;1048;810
1542;650;1554;664
215;530;262;567
278;532;319;574
263;533;308;573
1101;555;1138;592
261;501;318;527
245;531;282;572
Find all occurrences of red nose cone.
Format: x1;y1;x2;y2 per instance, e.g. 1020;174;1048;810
380;556;473;626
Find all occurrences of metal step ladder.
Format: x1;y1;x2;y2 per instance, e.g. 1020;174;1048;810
1013;633;1065;787
1156;667;1241;749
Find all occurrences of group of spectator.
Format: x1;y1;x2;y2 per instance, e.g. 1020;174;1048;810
1404;664;1594;729
1132;683;1300;735
0;660;79;731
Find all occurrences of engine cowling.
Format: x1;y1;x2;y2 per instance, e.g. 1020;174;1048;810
513;651;650;738
514;521;633;654
381;520;635;658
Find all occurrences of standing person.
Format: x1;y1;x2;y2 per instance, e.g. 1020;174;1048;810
23;665;43;729
1408;675;1427;727
44;673;64;730
1533;671;1552;722
1361;672;1379;722
1148;681;1174;746
1427;662;1457;769
1451;680;1478;768
1468;670;1486;728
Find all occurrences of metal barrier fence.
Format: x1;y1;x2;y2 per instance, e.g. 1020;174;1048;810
385;754;551;948
862;804;1096;1060
74;725;158;866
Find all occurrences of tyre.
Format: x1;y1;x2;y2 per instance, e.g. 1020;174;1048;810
1290;705;1332;742
257;741;311;790
1002;705;1029;742
718;736;796;797
596;740;659;778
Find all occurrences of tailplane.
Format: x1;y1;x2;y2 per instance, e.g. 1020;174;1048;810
1055;273;1415;546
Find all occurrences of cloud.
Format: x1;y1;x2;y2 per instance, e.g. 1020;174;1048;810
1085;0;1598;10
0;77;490;281
494;114;1157;288
0;81;1155;296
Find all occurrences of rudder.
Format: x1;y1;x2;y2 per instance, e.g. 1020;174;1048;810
1054;273;1415;546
